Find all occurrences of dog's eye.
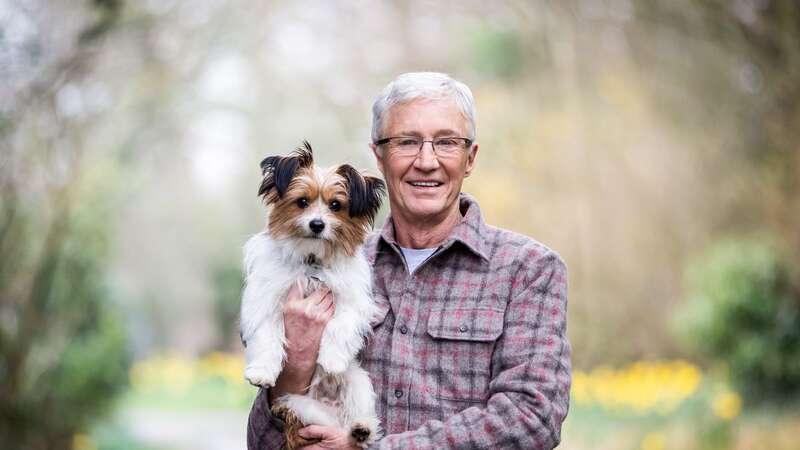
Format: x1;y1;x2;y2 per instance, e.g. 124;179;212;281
296;198;309;209
329;200;341;212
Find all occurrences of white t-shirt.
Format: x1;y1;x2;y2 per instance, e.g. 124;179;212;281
399;246;437;274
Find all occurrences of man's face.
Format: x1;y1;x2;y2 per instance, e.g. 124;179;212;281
371;98;478;225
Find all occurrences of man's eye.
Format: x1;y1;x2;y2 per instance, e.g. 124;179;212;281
435;138;459;146
296;198;309;208
397;138;420;146
329;200;341;211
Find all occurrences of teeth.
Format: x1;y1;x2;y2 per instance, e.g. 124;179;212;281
410;181;440;187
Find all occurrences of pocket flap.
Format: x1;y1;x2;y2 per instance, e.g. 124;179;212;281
427;307;505;341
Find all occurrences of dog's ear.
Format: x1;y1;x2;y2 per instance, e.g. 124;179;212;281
258;141;315;200
336;165;386;224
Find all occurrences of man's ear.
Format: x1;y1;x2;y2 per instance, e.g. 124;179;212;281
336;164;386;224
370;143;385;176
464;142;479;178
258;141;315;200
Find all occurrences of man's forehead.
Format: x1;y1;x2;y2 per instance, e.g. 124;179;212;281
383;98;468;135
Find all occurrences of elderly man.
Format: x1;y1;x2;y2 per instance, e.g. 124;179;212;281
247;72;571;449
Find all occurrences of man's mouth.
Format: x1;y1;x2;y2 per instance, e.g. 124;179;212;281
408;181;443;187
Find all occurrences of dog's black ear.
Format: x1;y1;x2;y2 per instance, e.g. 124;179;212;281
258;142;315;199
337;165;386;224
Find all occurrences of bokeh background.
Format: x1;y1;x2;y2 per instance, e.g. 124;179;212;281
2;0;799;449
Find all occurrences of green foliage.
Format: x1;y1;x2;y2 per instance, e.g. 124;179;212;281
468;28;523;80
676;237;800;402
0;184;130;449
210;261;244;351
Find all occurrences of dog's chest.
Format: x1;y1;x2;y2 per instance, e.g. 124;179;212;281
298;253;330;294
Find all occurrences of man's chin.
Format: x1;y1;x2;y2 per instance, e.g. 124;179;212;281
405;203;449;222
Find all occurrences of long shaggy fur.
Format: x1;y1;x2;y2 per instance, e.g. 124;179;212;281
240;142;385;447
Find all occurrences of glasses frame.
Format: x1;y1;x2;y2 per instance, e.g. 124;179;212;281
374;136;473;158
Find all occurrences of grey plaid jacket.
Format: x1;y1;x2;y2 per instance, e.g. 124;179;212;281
247;194;571;449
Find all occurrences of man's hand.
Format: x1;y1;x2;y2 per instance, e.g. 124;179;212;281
270;282;335;401
284;282;335;363
299;425;360;450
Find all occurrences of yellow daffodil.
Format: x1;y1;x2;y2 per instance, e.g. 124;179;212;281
571;359;702;415
711;390;742;421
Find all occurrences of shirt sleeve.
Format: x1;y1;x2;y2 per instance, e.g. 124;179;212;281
247;388;287;450
371;251;572;450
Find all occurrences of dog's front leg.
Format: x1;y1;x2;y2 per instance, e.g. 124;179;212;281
243;313;286;387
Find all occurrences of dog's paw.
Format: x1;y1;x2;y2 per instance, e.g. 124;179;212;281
349;419;380;448
244;364;281;387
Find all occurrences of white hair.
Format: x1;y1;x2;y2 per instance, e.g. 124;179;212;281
371;72;477;143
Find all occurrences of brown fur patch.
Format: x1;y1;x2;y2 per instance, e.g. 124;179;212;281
323;171;372;257
271;404;321;450
331;211;372;257
267;166;321;239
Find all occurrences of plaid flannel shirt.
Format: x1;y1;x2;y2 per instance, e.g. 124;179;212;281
248;194;571;449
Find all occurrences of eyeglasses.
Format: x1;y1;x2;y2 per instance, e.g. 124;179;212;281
374;136;473;158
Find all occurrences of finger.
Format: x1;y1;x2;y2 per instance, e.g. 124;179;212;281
298;444;325;450
303;286;324;304
313;298;334;322
287;281;303;302
298;425;330;440
320;294;335;316
318;291;334;309
310;286;332;305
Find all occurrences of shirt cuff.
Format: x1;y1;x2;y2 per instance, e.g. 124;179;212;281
247;388;287;449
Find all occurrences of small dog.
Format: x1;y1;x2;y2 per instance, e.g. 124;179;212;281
240;142;385;448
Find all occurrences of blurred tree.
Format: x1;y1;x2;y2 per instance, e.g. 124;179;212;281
210;260;245;352
633;0;800;251
0;1;130;448
675;236;800;402
468;27;524;80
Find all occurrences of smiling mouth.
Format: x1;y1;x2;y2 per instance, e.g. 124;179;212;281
408;181;443;187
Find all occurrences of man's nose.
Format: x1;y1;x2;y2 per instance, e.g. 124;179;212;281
309;219;325;234
414;142;440;170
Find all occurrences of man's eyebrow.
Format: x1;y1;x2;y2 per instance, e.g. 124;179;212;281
434;129;462;137
394;131;423;137
394;129;462;137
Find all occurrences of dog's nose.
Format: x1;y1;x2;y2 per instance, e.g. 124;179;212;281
309;219;325;234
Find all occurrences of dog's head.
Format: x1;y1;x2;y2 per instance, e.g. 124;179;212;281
258;141;386;256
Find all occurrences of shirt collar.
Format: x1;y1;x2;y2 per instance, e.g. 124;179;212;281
378;193;490;262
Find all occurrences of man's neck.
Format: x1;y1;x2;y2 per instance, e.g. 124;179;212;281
391;204;462;249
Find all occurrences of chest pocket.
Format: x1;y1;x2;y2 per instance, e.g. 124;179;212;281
426;306;505;404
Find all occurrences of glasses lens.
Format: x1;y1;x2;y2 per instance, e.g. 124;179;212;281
434;138;466;157
390;138;421;156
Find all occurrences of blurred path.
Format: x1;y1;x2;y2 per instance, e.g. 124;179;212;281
123;408;248;450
